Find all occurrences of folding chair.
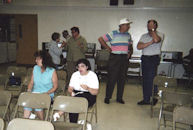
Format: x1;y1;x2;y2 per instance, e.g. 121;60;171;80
151;75;177;117
4;66;27;98
13;92;51;121
87;101;97;124
7;118;54;130
56;70;67;95
0;118;4;130
173;106;193;130
127;62;141;77
0;91;11;122
158;91;193;130
50;96;88;130
95;49;110;80
22;67;33;91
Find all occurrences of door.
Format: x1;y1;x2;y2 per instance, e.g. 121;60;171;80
15;14;38;65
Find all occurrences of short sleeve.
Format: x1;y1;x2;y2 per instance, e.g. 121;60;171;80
103;31;113;42
69;73;76;88
86;72;99;89
139;34;146;43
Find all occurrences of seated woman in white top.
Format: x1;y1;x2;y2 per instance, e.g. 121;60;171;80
53;58;99;122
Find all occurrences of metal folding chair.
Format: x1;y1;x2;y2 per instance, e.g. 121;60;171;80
151;75;177;117
158;91;193;130
0;91;12;122
13;92;51;121
7;118;54;130
0;118;4;130
50;96;88;130
173;106;193;130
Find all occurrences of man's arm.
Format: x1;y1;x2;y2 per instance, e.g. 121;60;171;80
98;37;112;52
128;44;133;59
137;40;154;50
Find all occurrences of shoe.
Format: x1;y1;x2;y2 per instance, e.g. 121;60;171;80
137;100;150;105
152;98;158;106
53;113;60;121
116;99;125;104
104;98;110;104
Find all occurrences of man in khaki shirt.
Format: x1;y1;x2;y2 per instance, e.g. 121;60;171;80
63;27;88;87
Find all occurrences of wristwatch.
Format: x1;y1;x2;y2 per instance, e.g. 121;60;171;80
152;29;155;32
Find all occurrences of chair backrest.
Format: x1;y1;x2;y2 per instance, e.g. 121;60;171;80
50;96;88;123
0;118;4;130
173;106;193;129
7;118;54;130
52;96;88;113
161;91;193;106
23;67;33;86
7;66;27;79
13;92;51;120
0;74;8;85
56;70;66;80
0;91;11;119
95;50;110;69
153;75;177;88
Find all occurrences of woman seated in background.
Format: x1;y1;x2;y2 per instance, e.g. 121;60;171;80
53;58;99;122
24;50;58;120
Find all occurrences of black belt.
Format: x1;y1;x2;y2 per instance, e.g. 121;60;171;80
142;55;159;58
111;53;127;56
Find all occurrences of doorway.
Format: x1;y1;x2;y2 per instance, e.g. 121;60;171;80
0;14;38;65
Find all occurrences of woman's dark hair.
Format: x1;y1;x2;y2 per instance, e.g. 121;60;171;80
147;19;158;28
34;50;55;69
51;32;60;41
76;58;91;70
71;26;80;34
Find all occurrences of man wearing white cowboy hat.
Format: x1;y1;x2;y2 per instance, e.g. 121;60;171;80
98;18;133;104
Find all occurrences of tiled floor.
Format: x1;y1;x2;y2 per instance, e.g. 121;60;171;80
0;63;193;130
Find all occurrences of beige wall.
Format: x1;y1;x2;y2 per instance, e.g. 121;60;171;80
1;0;193;56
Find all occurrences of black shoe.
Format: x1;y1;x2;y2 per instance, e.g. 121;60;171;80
104;98;110;104
152;98;158;106
116;99;125;104
137;100;150;105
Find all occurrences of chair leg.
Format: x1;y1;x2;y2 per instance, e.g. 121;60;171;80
157;106;163;130
163;114;166;128
95;104;97;123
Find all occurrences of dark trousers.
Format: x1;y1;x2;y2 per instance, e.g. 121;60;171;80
69;90;96;123
105;54;128;100
141;55;160;102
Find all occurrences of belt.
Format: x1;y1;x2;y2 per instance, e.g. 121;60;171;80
142;55;159;57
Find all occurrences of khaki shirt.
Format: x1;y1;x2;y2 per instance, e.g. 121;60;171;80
66;35;88;62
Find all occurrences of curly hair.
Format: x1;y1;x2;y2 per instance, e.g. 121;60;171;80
76;58;91;70
34;50;55;69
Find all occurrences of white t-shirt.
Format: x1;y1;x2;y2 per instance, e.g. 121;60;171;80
69;71;99;92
